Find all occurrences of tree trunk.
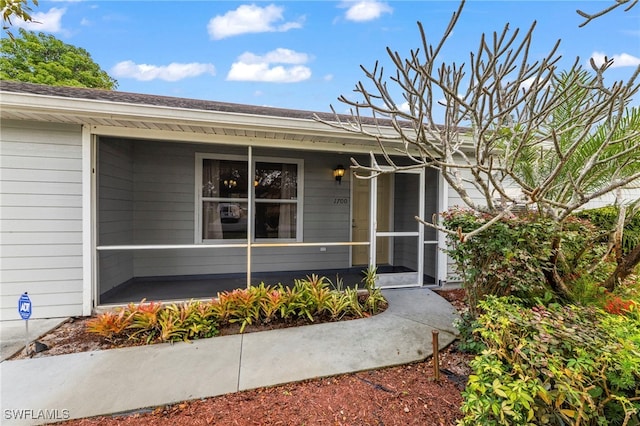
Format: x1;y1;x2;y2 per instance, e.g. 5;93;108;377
544;236;573;300
603;243;640;291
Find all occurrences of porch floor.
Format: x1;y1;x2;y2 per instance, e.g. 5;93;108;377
99;268;367;305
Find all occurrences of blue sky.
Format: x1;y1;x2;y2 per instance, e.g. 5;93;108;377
12;1;640;117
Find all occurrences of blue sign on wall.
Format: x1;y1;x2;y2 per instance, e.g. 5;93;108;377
18;293;32;320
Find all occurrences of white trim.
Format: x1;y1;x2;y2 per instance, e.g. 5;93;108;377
98;244;248;250
247;147;253;288
417;167;426;286
0;91;400;140
194;153;200;244
81;125;93;316
437;169;449;285
368;171;377;269
87;125;390;155
376;231;419;237
372;167;425;287
96;241;368;250
348;169;354;267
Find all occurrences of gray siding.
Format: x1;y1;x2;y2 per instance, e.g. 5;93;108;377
97;139;352;292
1;120;83;320
444;167;485;283
98;139;134;293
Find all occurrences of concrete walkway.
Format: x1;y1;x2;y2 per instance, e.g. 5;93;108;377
0;288;460;425
1;318;68;361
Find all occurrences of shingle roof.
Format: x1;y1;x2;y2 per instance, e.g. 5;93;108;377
0;80;341;122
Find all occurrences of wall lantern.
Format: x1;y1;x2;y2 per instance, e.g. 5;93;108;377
333;165;346;184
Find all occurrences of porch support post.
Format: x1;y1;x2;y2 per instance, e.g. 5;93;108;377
246;146;253;289
417;169;425;286
81;125;94;316
368;171;377;270
437;170;449;286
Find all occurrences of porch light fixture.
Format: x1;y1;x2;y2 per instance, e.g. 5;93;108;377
333;165;345;184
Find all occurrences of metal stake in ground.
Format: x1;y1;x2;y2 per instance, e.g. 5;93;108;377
18;292;32;355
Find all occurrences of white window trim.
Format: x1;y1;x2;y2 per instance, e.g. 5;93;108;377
254;156;304;243
195;152;304;244
195;153;248;244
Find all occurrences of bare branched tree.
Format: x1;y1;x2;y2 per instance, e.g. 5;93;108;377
316;0;640;295
576;0;638;27
317;0;639;231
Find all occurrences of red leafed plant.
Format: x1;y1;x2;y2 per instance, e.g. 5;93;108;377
603;296;637;315
85;310;132;341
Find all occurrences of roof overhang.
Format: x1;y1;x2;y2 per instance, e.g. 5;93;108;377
0;89;408;154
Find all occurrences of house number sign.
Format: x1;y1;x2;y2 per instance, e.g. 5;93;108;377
333;198;348;205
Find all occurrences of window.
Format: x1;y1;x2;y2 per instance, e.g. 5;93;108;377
196;153;303;243
254;161;298;239
200;157;249;240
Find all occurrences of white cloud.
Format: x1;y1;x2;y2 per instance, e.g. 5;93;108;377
207;4;303;40
227;48;311;83
14;7;66;33
591;51;640;68
340;0;392;22
238;48;309;65
111;61;216;82
520;77;535;92
399;101;411;113
323;74;334;81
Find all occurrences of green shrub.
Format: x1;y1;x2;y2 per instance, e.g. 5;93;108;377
576;206;640;256
452;309;486;354
459;296;640;426
86;299;219;344
443;209;556;307
443;208;629;307
87;273;388;342
213;288;261;332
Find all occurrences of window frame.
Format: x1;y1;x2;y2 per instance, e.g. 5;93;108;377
195;152;304;244
253;156;304;243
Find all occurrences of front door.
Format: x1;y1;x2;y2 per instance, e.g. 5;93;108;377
351;173;390;266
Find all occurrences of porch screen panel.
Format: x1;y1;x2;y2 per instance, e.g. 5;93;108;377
254;162;298;239
202;159;248;240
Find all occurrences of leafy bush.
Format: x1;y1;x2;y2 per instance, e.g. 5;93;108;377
323;292;351;320
86;299;218;343
443;208;628;308
604;295;638;316
459;296;640;426
215;288;261;333
452;309;486;354
576;206;640;256
443;209;556;307
85;310;132;341
87;273;387;343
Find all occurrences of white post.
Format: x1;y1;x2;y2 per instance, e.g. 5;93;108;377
24;319;30;355
369;172;377;270
247;146;253;289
